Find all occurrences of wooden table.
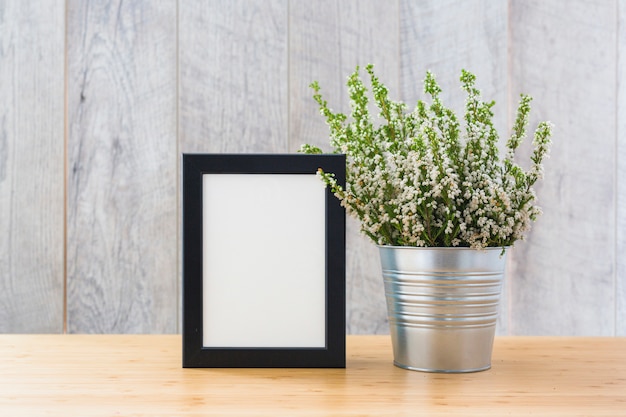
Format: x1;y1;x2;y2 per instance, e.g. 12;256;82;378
1;335;625;416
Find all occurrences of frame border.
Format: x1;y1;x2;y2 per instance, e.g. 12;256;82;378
182;154;346;368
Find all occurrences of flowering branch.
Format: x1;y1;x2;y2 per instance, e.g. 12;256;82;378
301;65;553;249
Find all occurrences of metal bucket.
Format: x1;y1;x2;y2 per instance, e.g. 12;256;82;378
378;246;508;373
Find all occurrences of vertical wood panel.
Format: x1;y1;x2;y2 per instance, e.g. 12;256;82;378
289;0;399;334
66;0;177;333
179;0;288;153
509;0;616;335
617;0;626;336
399;0;508;137
399;0;509;334
0;1;65;333
0;0;620;336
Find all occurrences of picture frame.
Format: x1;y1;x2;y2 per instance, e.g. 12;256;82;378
182;154;346;368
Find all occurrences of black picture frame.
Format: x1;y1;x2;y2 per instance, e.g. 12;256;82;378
182;154;346;368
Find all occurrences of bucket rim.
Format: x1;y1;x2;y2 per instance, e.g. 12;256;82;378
377;245;509;252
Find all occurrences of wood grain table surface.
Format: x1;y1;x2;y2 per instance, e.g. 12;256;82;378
1;335;625;416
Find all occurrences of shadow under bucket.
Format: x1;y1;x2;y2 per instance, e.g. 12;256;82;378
378;246;508;373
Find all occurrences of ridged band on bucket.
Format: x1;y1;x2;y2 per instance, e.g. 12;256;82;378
378;246;508;373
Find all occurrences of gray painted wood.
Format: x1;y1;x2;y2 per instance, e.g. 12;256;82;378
178;0;289;153
618;0;626;337
0;1;65;333
399;0;508;138
509;0;616;335
1;0;624;336
289;0;400;334
66;0;177;333
399;0;510;334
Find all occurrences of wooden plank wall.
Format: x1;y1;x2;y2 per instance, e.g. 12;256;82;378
1;0;625;335
65;1;178;333
619;0;626;337
509;0;618;335
0;1;65;333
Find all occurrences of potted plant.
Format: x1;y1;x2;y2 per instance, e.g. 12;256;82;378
301;64;553;373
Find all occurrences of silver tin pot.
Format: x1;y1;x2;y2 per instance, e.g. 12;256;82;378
378;245;508;373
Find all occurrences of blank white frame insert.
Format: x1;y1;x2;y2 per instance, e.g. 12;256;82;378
202;174;326;348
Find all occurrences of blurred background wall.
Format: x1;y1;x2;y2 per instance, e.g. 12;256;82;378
1;0;624;335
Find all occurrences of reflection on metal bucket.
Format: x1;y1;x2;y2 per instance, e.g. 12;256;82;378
378;246;508;373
